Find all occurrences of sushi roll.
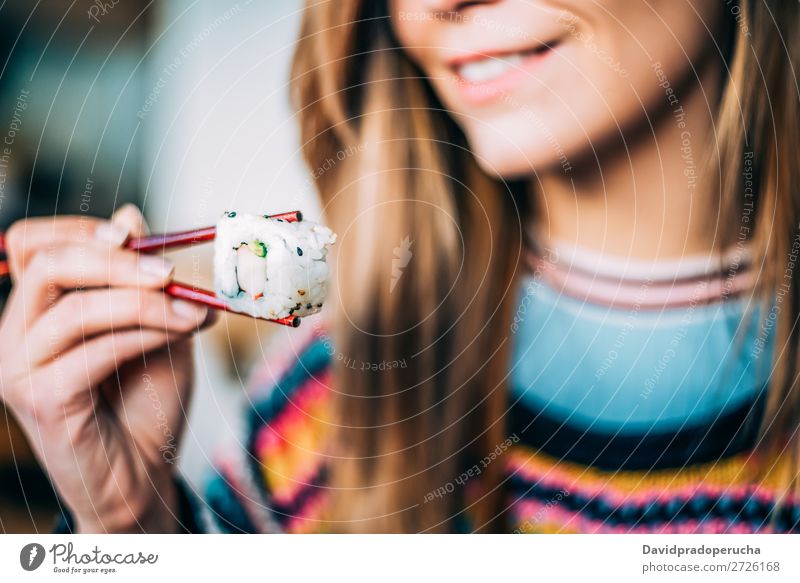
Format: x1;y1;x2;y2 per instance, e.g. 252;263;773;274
214;211;337;319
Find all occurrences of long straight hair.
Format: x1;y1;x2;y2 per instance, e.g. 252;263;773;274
290;0;800;532
715;0;800;518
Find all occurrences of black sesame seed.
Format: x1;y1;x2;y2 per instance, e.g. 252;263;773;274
227;211;237;218
316;303;323;308
306;303;313;310
296;247;303;256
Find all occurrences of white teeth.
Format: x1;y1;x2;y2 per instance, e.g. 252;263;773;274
457;53;525;83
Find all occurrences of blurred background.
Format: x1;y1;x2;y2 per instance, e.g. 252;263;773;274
0;0;316;532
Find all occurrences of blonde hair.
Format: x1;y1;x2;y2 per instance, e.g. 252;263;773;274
716;0;800;520
290;0;800;532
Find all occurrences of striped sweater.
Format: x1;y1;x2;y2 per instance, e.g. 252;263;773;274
194;240;800;534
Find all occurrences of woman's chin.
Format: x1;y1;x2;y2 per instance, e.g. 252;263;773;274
470;144;545;181
465;126;575;181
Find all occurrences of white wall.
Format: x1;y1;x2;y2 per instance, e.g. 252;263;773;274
139;0;313;485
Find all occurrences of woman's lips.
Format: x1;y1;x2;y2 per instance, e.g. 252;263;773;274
449;43;560;105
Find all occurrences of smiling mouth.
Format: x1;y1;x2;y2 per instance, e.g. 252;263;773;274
452;42;559;84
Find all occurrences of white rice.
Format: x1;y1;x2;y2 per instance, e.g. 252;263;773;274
213;211;337;319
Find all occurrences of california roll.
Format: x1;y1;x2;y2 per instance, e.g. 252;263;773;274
214;211;337;319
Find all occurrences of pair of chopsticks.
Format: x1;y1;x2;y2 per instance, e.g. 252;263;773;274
0;210;304;327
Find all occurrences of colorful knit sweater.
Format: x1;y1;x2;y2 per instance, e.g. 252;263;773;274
193;242;800;534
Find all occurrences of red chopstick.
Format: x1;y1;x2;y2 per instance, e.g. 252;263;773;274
0;211;302;255
127;210;303;252
0;262;299;327
167;283;300;327
0;210;306;327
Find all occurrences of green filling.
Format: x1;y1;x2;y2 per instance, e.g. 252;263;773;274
250;240;267;257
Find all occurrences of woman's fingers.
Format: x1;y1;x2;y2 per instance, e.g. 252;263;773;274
2;244;175;338
65;328;182;396
4;204;151;279
21;329;181;425
24;287;208;367
4;216;129;277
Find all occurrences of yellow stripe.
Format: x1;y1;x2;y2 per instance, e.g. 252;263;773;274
507;444;794;495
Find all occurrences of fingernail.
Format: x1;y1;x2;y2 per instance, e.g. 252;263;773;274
112;203;150;236
138;256;174;279
95;222;130;246
172;299;208;322
112;203;140;220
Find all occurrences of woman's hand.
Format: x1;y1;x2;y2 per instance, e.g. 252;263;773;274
0;205;210;533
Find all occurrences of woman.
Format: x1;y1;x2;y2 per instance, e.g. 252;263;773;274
1;0;798;533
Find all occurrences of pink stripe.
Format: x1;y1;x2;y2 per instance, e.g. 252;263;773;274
528;240;753;284
528;255;754;310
